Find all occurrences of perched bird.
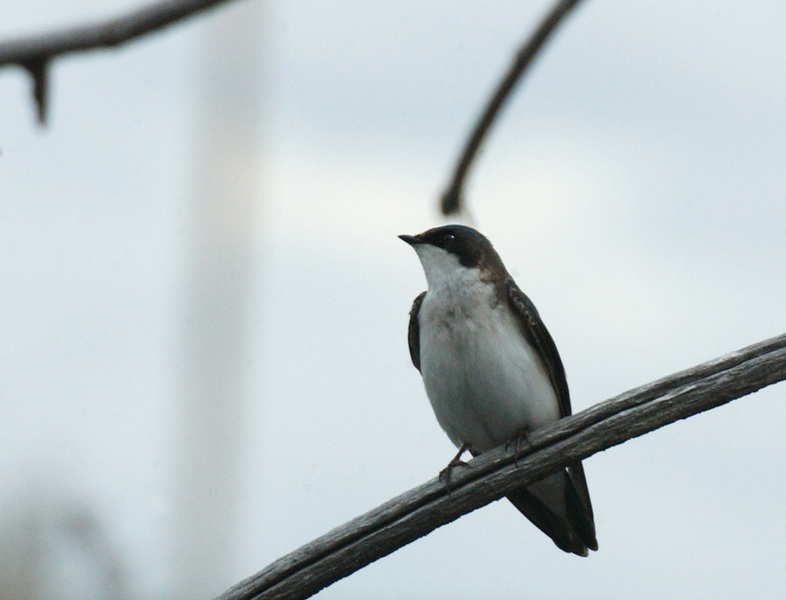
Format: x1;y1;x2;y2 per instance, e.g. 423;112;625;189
400;224;597;556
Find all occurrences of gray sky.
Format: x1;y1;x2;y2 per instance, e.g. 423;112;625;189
2;1;786;598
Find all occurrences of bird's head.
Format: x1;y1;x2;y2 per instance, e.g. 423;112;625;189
399;225;506;290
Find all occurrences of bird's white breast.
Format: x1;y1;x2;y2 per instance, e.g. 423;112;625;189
417;263;560;453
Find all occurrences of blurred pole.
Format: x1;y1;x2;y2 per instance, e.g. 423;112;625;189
172;2;266;598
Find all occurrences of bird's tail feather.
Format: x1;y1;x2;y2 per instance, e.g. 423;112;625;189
505;464;597;556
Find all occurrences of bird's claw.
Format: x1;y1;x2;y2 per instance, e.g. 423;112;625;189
506;430;533;467
439;442;472;492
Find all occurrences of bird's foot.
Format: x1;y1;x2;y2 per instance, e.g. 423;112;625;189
506;430;532;467
439;442;472;492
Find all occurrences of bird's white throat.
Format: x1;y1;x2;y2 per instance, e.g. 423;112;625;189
411;244;475;295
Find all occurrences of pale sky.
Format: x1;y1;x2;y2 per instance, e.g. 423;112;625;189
2;1;786;599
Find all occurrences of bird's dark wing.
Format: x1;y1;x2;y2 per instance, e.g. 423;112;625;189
506;280;598;554
407;291;426;372
507;281;571;417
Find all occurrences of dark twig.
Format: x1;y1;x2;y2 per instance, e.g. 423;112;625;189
215;332;786;600
20;58;49;125
441;0;586;215
0;0;239;124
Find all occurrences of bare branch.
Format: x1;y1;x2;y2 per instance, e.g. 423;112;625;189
216;331;786;600
441;0;586;215
0;0;240;124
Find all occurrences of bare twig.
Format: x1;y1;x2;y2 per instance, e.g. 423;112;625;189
0;0;239;124
441;0;586;215
215;332;786;600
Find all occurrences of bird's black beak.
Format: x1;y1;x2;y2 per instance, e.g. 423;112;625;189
398;234;423;246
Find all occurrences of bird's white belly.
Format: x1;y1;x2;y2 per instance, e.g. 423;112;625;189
419;292;560;452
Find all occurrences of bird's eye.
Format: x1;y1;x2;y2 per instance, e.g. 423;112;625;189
443;233;455;244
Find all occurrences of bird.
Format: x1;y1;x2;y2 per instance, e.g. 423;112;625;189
400;224;597;556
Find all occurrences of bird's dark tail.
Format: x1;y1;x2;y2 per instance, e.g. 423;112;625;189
505;462;597;556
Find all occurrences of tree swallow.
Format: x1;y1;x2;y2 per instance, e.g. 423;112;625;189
400;224;597;556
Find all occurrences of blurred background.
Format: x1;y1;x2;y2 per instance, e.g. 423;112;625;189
2;1;786;598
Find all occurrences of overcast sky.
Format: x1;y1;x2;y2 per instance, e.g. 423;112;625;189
2;1;786;599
